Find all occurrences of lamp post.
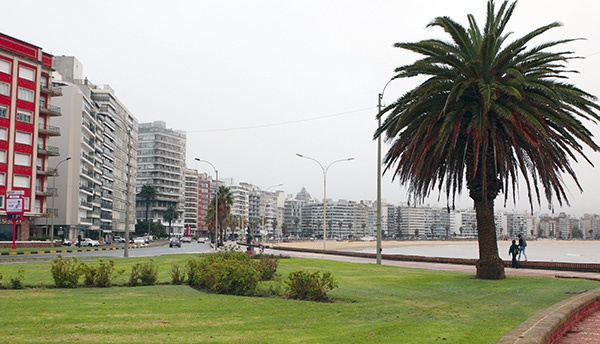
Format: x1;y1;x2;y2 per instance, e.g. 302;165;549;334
195;158;218;251
296;154;354;250
50;156;71;247
376;78;394;265
261;183;283;242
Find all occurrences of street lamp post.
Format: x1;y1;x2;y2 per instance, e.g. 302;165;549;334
50;156;71;247
98;112;133;257
376;78;394;265
195;158;218;251
261;183;283;242
296;154;354;250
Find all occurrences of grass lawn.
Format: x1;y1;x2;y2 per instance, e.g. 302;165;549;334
0;254;598;343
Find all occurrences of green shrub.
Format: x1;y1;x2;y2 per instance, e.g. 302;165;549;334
10;268;24;289
51;255;83;288
129;260;159;286
285;270;338;301
255;255;280;281
82;259;118;287
187;251;261;296
170;264;186;285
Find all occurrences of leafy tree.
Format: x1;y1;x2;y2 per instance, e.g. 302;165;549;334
163;204;179;235
376;0;600;279
137;184;157;235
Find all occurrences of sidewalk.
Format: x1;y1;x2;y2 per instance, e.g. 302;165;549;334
266;247;600;344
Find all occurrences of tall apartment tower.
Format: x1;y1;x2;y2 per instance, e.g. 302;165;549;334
51;56;138;242
197;173;211;236
136;121;186;233
0;33;63;241
183;167;199;237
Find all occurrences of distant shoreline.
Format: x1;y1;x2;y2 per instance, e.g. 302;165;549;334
275;239;598;251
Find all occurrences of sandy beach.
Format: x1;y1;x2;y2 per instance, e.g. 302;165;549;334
274;239;600;263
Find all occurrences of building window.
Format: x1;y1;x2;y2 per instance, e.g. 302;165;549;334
0;150;5;163
0;82;9;96
0;60;9;74
15;153;31;166
0;172;4;185
16;110;32;123
0;127;7;141
17;87;34;102
0;105;7;118
18;66;35;81
13;174;30;188
15;131;31;145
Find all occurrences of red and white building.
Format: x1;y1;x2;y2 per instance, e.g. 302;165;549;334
0;33;63;241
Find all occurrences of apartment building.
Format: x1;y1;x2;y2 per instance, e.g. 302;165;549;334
51;56;138;241
135;121;186;234
0;33;62;241
182;167;199;237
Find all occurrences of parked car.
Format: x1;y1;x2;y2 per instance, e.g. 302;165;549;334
114;236;126;243
169;237;181;248
180;236;192;243
132;237;146;245
197;237;208;244
62;238;73;246
80;238;100;247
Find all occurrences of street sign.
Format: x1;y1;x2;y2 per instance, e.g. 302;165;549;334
6;198;23;213
7;213;22;220
7;190;24;196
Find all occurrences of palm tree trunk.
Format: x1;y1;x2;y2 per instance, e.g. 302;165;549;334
474;199;505;279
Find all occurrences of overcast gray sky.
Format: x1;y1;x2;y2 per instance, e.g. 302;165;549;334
3;1;599;215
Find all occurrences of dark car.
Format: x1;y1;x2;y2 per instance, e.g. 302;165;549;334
169;237;181;248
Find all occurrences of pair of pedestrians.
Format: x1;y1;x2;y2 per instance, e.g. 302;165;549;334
508;234;527;268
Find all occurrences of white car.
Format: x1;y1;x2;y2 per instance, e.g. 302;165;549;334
132;237;146;245
80;238;100;247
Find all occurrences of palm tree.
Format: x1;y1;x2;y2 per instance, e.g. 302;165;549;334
376;0;600;279
271;218;278;240
138;184;157;236
294;217;300;237
214;186;233;245
163;204;179;235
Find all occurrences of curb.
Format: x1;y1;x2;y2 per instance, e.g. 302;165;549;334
1;244;149;256
497;289;600;344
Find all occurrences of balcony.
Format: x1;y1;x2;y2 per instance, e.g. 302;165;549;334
40;82;63;97
37;144;60;156
39;105;62;117
35;165;54;176
38;124;61;136
36;187;57;197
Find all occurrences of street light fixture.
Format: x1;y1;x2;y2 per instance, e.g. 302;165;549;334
296;153;354;250
195;157;219;251
376;78;394;265
50;156;71;247
261;183;283;242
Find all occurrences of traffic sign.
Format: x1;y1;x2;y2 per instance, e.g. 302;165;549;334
6;198;23;213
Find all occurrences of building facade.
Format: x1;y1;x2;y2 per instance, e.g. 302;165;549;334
0;33;62;241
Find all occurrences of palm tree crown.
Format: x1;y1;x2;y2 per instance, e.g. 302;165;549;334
376;0;600;279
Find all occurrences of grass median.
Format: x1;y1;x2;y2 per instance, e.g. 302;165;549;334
0;254;598;343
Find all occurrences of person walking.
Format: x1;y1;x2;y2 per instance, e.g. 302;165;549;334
517;234;528;261
509;240;520;268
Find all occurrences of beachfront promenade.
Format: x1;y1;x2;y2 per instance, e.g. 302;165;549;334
268;239;600;343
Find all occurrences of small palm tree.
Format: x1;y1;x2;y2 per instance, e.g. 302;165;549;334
163;204;179;235
376;0;600;279
138;184;157;235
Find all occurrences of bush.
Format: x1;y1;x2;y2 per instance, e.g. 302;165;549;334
10;268;24;289
51;255;83;288
285;270;338;301
129;260;159;286
255;255;280;281
187;251;261;296
170;264;186;285
82;259;118;287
